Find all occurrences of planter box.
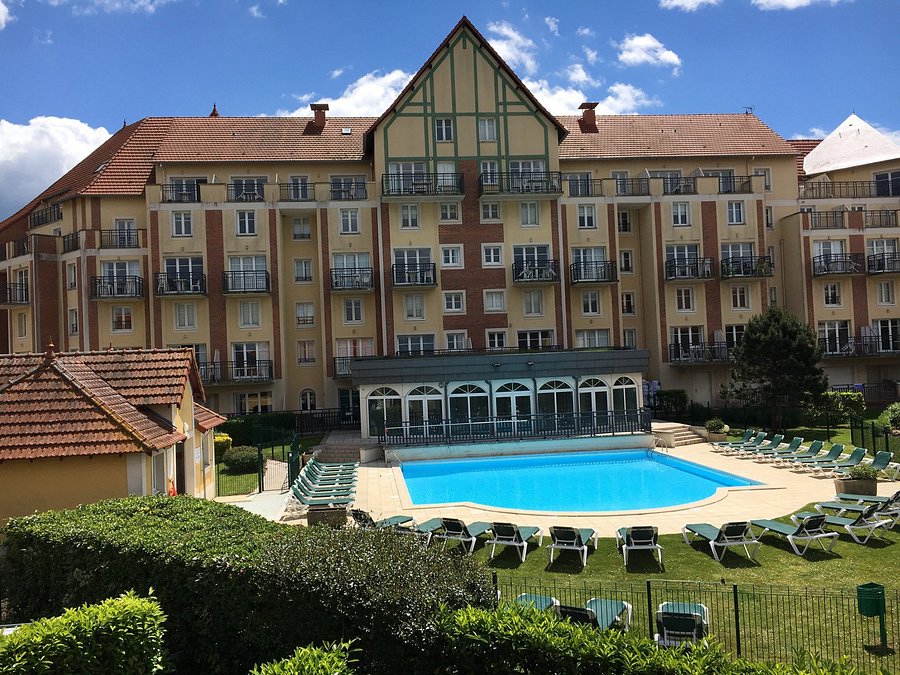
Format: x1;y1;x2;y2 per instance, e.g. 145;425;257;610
834;478;877;496
307;505;348;527
707;432;727;442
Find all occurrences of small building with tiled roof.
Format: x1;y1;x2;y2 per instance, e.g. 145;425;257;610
0;345;224;523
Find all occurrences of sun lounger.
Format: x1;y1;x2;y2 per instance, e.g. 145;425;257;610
833;489;900;505
786;443;843;468
654;602;709;647
805;447;866;474
681;521;760;562
831;451;893;476
794;504;892;544
720;432;767;455
816;494;900;531
548;526;597;567
711;429;754;450
751;514;838;556
514;593;559;611
294;476;355;496
349;509;413;530
734;434;784;457
486;522;543;562
585;598;633;631
771;440;823;465
753;437;803;461
615;526;663;568
432;518;491;554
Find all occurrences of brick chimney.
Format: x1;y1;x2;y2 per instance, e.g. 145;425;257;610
579;102;599;132
310;103;329;127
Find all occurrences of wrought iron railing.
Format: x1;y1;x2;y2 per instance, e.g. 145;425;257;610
800;181;892;199
512;260;560;283
90;276;144;298
864;210;898;228
382;173;463;197
664;258;714;280
330;268;374;291
11;238;30;258
808;211;845;229
226;184;266;202
478;172;563;196
0;283;29;305
820;336;900;357
868;253;900;274
197;360;274;383
833;383;898;404
99;230;138;248
333;357;352;377
392;263;436;286
566;179;603;197
669;341;734;363
154;273;207;295
161;184;201;202
569;261;617;284
812;253;864;275
720;256;774;278
661;177;696;194
330;184;368;201
62;232;80;252
613;177;650;196
718;175;753;194
278;183;316;202
28;203;62;228
223;270;270;293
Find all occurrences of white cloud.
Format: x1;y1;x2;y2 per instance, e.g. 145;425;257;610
582;46;599;65
565;63;600;88
523;79;587;115
544;16;559;36
752;0;845;9
35;28;54;45
0;1;11;30
486;21;539;75
576;26;594;37
659;0;721;10
0;117;111;221
525;79;660;116
329;67;345;79
248;4;264;18
791;127;828;139
873;124;900;147
616;33;682;75
596;83;662;115
278;69;413;117
61;0;179;15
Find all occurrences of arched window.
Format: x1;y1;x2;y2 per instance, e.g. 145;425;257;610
495;381;532;422
407;386;443;436
367;387;402;436
537;380;574;415
299;388;317;411
449;384;489;420
612;376;639;411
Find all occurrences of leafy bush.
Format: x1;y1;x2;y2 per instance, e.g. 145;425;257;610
250;642;356;675
654;389;688;418
834;391;866;419
846;464;879;480
220;412;297;446
886;401;900;429
222;445;259;473
0;591;166;674
214;432;232;459
705;417;726;433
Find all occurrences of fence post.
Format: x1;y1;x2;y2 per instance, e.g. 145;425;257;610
732;584;742;657
646;579;655;638
492;571;499;608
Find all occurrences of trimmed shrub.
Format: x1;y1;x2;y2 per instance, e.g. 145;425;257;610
220;412;297;446
886;401;900;429
214;432;232;460
222;445;259;473
250;642;356;675
705;417;726;433
0;591;166;674
834;391;866;419
654;389;688;419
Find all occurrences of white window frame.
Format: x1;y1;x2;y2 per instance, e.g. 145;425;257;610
295;302;315;326
293;259;313;283
727;201;745;225
172;211;193;237
672;202;690;226
296;340;316;365
404;293;425;321
481;202;500;222
435;118;453;142
15;312;27;339
486;330;507;350
344;298;363;324
239;300;261;328
439;203;459;222
617;211;631;233
732;285;750;311
621;292;636;315
765;206;774;229
292;217;311;240
754;168;772;191
575;329;610;348
484;289;506;313
111;306;133;333
676;287;695;313
174;302;197;330
400;204;419;229
623;328;637;348
68;308;78;335
877;280;895;306
523;290;544;317
443;291;465;314
340;208;360;234
581;290;601;316
619;250;634;273
236;210;256;236
823;282;841;308
482;245;503;267
441;245;462;268
445;332;468;351
66;262;77;289
578;204;596;229
520;202;539;227
478;117;497;142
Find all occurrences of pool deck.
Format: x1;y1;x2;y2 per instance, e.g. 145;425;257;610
229;439;899;536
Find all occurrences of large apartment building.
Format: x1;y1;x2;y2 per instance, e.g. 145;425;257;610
1;17;898;431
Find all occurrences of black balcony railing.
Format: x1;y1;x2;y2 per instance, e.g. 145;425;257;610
223;270;270;293
227;184;266;202
279;183;316;202
197;360;274;383
664;258;714;280
155;273;208;295
0;283;29;305
669;341;734;363
333;357;352;378
812;254;864;275
392;263;436;286
720;256;774;278
569;261;617;284
11;238;30;258
330;267;374;291
478;172;563;196
808;211;845;229
161;184;201;203
90;276;144;299
661;177;697;195
330;184;368;201
99;230;138;248
62;232;80;253
382;173;464;197
819;336;900;357
799;181;895;199
512;260;560;283
613;178;650;196
868;253;900;274
566;179;603;197
28;203;63;229
718;176;753;194
865;210;898;228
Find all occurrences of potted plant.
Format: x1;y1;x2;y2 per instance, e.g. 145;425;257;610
834;463;879;497
704;417;728;442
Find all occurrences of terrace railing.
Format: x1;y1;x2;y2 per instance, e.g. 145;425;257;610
812;253;865;275
717;175;753;194
28;203;63;229
478;172;563;196
865;210;898;228
161;184;201;203
669;341;733;363
867;253;900;274
720;256;774;279
808;211;845;229
382;173;464;197
569;261;617;284
664;258;713;281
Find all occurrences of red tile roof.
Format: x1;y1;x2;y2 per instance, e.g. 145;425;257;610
787;139;822;180
558;113;797;159
194;403;227;433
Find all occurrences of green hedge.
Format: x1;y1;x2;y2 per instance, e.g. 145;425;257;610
0;591;166;674
222;445;259;473
2;496;492;675
250;642;356;675
220;413;297;446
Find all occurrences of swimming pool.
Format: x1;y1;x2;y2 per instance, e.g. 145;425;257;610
401;449;760;512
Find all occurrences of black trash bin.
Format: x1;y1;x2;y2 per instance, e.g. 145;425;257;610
857;582;886;618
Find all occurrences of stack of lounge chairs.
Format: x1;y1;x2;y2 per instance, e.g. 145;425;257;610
283;457;358;515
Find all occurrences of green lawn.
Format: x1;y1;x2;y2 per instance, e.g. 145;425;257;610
216;434;323;497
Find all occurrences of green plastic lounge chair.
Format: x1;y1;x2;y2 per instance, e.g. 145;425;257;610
711;429;754;450
806;447;866;474
486;522;543;562
308;457;359;469
294;476;355;496
289;485;354;508
681;521;760;562
548;526;597;567
301;464;356;481
349;509;413;530
432;518;491;554
734;434;784;457
751;514;838;556
831;451;893;476
615;526;663;568
771;440;823;465
654;602;709;647
754;437;803;461
788;443;843;467
557;605;598;626
833;489;900;505
514;593;559;611
585;598;633;631
795;504;892;544
821;490;900;529
720;432;767;455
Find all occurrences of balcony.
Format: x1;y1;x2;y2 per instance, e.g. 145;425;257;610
382;173;464;198
664;258;714;281
333;357;353;378
819;336;900;358
865;211;898;228
0;283;29;306
566;179;603;197
227;184;265;202
28;203;62;229
197;360;274;384
570;261;617;284
391;263;436;287
278;183;316;202
155;273;208;295
613;178;650;196
720;256;774;279
478;172;563;197
90;276;144;299
661;177;697;195
800;181;898;199
512;260;560;283
668;342;734;364
868;253;900;274
330;184;368;201
62;232;80;253
161;185;200;203
718;176;753;194
99;230;139;248
330;267;374;291
223;270;270;293
812;254;864;276
808;212;845;229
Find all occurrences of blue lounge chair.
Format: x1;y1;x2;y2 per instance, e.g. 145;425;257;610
432;518;491;554
514;593;559;611
795;504;892;544
654;602;709;647
751;514;838;556
831;451;893;476
806;447;866;474
787;443;844;468
585;598;633;631
681;521;760;562
615;525;663;568
486;522;543;562
548;526;597;567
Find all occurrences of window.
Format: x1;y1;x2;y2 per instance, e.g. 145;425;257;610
237;210;256;235
754;168;771;191
235;391;272;414
296;340;316;365
565;172;592;197
487;330;507;350
509;159;545;175
575;329;610;348
623;328;637;348
112;218;136;247
441;246;462;268
288;176;310;200
439;203;459;222
175;302;196;330
344;298;363;323
112;306;132;332
295;302;314;326
239;301;261;328
721;242;753;260
732;286;750;310
481;202;500;221
875;318;900;351
16;312;27;339
769;286;778;306
163;257;204;290
404;293;425;320
672;202;690;226
484;290;506;312
68;308;78;335
400;204;419;229
435;118;453;141
299;388;317;410
612;171;628;195
581;290;600;315
397;334;435;355
443;291;464;313
231;177;267;201
335;337;374;359
619;250;633;273
340;208;359;234
523;290;544;316
867;238;898;257
513;245;550;278
482;245;503;267
874;169;900;197
446;332;468;351
232;342;270;378
765;206;774;229
517;329;553;349
704;168;735;193
571;247;608;282
671;326;704;349
877;281;895;305
520;202;538;226
293;259;313;283
813;240;845;257
650;170;682;193
617;211;631;232
676;287;694;312
621;292;635;315
331;175;367;199
480;160;499;185
727;201;745;224
577;204;596;229
818;320;850;354
478;117;497;141
66;262;77;289
292;217;311;240
151;451;167;495
173;211;192;237
823;282;841;307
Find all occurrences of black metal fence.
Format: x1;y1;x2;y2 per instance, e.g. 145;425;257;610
850;415;900;463
495;576;899;673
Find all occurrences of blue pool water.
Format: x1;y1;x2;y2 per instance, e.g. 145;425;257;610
401;449;760;512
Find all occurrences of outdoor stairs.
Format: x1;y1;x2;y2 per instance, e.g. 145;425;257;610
315;444;366;463
652;422;706;448
313;430;383;464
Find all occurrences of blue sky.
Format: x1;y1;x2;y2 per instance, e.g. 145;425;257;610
1;0;898;220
